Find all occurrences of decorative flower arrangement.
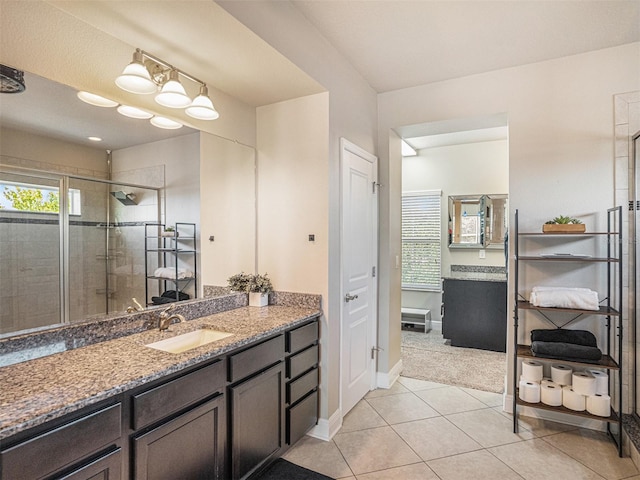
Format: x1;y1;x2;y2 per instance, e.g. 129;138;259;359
228;272;273;294
545;215;583;225
542;215;585;233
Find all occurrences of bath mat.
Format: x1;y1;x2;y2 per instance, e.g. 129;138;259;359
255;459;334;480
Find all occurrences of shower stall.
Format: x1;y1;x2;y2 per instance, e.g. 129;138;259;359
0;166;161;336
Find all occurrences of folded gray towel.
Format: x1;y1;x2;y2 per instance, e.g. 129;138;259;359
530;329;597;347
531;341;602;363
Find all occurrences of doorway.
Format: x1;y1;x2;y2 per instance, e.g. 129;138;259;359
398;115;509;392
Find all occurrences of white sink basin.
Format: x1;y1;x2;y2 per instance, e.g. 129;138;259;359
146;329;234;354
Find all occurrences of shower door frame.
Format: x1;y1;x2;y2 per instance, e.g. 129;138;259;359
0;163;162;328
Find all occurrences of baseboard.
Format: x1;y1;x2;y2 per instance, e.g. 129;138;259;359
376;359;403;389
503;394;607;432
307;407;343;441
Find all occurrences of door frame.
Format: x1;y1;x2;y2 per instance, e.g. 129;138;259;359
339;137;379;416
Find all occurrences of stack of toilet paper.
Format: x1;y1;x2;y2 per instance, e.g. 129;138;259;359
518;361;611;416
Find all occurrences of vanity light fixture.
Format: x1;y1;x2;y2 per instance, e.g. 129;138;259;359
150;116;183;130
117;105;153;120
77;91;118;108
115;48;219;120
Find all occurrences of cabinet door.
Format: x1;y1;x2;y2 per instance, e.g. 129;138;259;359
57;448;122;480
230;363;284;480
133;395;226;480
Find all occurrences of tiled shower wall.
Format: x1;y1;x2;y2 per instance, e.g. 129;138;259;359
614;91;640;414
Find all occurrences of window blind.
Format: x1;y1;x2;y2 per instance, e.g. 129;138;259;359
402;191;441;290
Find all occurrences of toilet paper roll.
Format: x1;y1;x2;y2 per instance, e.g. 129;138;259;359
519;380;541;403
551;364;573;385
588;369;609;395
541;383;563;406
572;371;597;396
562;386;586;411
519;375;541;384
541;378;559;388
522;360;544;382
586;394;611;417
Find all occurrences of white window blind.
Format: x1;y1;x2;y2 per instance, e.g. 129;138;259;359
402;191;441;290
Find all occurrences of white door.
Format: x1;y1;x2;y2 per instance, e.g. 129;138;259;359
340;138;378;416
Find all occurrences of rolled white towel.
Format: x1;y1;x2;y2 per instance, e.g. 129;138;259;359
153;267;194;279
530;286;599;311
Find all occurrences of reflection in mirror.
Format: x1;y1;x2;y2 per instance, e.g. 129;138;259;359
448;195;484;248
0;69;256;337
485;194;508;249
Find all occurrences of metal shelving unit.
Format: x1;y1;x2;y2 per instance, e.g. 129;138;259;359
512;207;623;456
144;222;197;306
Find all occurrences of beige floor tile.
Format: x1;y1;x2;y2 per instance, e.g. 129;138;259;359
367;392;440;424
447;407;536;447
341;399;387;433
542;429;638;480
416;385;488;415
365;381;409;398
427;449;523;480
392;416;482;461
337;477;356;480
461;387;505;407
355;462;438;479
489;438;605;479
283;436;354;479
333;426;421;475
397;376;449;392
493;408;578;437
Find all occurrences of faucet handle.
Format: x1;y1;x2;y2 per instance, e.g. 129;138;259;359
160;303;176;318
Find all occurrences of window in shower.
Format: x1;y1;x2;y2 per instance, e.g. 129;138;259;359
0;180;81;214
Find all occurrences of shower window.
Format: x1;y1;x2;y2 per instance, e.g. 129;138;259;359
0;180;81;214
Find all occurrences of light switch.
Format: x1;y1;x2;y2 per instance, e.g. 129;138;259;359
479;250;486;259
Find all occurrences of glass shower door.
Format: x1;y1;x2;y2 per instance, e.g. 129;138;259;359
0;171;62;334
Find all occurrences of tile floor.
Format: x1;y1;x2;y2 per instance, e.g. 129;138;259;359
283;377;640;480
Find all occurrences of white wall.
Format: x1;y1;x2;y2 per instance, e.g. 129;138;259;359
200;133;256;287
256;92;331;415
402;139;508;319
380;42;640;396
221;2;378;428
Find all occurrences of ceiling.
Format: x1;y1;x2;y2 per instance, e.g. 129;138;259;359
290;0;640;93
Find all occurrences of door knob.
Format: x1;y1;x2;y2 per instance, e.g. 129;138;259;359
345;293;359;302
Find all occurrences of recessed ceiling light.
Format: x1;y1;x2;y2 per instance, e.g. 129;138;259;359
77;91;118;108
88;136;102;142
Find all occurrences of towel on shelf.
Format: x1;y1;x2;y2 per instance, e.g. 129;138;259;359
530;329;598;347
529;286;599;311
153;267;194;280
531;341;602;363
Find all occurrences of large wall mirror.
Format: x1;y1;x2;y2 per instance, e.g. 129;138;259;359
0;68;256;337
448;194;508;249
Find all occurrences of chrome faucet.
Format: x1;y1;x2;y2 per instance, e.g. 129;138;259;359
158;303;186;331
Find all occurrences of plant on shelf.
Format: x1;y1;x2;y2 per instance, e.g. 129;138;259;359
542;215;585;233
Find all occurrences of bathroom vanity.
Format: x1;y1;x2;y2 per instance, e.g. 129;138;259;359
442;276;507;352
0;299;320;480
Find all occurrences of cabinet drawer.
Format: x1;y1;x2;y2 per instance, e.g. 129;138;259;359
287;390;318;445
287;367;318;405
228;335;284;383
58;447;122;480
286;321;318;354
0;403;121;480
287;344;318;379
133;359;225;430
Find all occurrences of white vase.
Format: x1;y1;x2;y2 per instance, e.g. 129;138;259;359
249;292;268;307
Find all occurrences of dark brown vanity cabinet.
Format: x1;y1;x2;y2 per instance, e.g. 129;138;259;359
0;401;122;480
130;359;227;480
285;320;319;446
228;335;285;480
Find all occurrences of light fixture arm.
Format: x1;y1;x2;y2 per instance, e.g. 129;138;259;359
136;48;207;89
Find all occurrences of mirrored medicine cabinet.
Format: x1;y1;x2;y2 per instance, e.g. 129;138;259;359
448;194;508;249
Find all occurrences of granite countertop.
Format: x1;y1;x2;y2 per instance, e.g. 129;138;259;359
443;272;507;282
0;305;320;440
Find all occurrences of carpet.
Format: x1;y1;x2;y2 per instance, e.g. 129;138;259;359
401;329;506;393
255;459;334;480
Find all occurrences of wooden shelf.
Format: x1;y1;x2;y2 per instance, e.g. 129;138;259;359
516;344;619;370
518;232;617;236
517;300;620;317
515;389;619;422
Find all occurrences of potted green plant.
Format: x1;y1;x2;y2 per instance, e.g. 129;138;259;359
542;215;585;233
161;225;178;237
227;272;273;306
